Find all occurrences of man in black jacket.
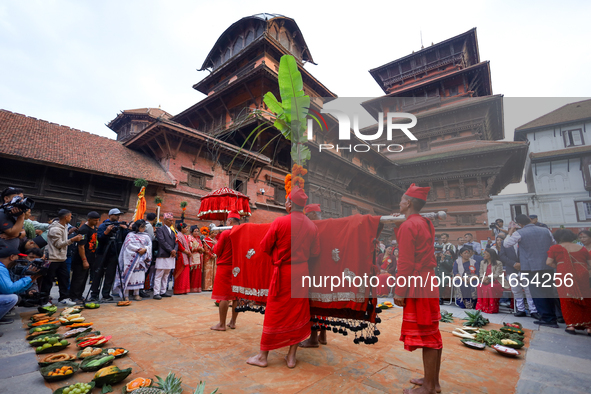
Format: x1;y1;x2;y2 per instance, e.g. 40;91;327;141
497;234;538;318
153;213;177;300
89;208;128;302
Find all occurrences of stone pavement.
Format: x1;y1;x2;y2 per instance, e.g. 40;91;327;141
0;293;589;393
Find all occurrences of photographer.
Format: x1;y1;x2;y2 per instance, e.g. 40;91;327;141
70;211;100;304
89;208;128;302
10;248;48;307
0;243;41;330
0;187;30;249
42;209;82;306
490;218;508;238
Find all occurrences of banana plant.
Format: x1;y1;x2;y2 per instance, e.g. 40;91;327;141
229;54;312;168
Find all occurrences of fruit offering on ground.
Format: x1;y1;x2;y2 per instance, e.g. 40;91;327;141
106;348;126;357
462;310;490;328
440;311;454;323
84;302;100;309
79;347;103;358
92;366;132;387
47;366;74;376
42;353;76;363
79;335;111;348
154;372;183;394
29;334;62;346
61;307;82;316
84;355;115;369
38;305;58;314
58;382;94;394
500;326;525;336
31;313;51;322
124;378;153;393
66;322;93;328
63;327;91;338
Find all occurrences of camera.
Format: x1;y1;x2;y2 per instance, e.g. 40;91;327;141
108;221;127;232
489;223;498;229
12;258;49;277
0;196;35;217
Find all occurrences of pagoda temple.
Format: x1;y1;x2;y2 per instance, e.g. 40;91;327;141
361;28;528;240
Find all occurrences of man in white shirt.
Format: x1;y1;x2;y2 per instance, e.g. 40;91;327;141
464;233;481;255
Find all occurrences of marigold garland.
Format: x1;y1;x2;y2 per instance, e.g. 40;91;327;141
284;165;307;199
200;226;210;236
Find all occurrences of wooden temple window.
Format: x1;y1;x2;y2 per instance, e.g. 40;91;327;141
417;139;430;152
273;183;286;206
232;179;246;194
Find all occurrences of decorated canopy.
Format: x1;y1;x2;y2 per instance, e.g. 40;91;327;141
197;187;252;220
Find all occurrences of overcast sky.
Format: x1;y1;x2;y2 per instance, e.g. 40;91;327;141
1;1;590;193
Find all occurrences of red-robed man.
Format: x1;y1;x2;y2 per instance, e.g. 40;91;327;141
247;188;320;368
299;203;328;348
393;184;442;394
210;210;241;331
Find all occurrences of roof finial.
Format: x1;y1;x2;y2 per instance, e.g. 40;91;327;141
420;30;424;49
159;104;161;109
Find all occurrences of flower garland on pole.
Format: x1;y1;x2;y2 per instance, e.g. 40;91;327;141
180;201;188;223
154;196;163;223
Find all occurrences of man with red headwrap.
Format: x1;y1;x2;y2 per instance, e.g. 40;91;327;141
210;210;241;331
247;188;320;368
393;183;442;394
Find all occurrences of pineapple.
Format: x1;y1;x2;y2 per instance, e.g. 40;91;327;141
155;372;183;394
193;381;219;394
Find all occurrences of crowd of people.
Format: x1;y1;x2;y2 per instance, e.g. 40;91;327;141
0;186;225;335
374;213;591;335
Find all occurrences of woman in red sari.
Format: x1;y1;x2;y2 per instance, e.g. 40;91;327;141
200;226;216;291
188;225;204;293
173;223;191;295
476;249;505;314
546;229;591;335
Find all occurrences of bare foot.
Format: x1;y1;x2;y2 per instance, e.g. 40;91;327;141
318;331;327;345
284;355;296;369
409;378;441;393
299;337;319;348
227;322;236;329
403;386;438;394
210;322;226;331
246;354;267;367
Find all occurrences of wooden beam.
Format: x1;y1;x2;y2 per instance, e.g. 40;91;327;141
154;137;167;158
174;136;184;159
162;131;172;158
147;142;160;158
193;144;204;165
203;105;216;122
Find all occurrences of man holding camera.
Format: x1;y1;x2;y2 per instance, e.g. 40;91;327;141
89;208;128;302
42;209;82;306
490;219;508;238
1;242;41;331
0;187;31;250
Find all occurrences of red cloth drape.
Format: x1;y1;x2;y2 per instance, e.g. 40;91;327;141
230;223;273;303
211;230;235;301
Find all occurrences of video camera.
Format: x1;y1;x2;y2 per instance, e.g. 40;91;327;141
107;221;128;233
0;196;35;217
11;257;49;277
489;223;498;230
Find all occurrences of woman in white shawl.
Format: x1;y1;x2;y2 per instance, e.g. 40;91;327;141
114;219;152;301
452;246;480;309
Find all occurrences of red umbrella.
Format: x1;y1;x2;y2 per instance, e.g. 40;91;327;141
197;187;252;220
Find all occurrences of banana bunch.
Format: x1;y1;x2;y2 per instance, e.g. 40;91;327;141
59;313;85;324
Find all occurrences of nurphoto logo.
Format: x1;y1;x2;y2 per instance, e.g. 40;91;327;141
306;108;418;153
